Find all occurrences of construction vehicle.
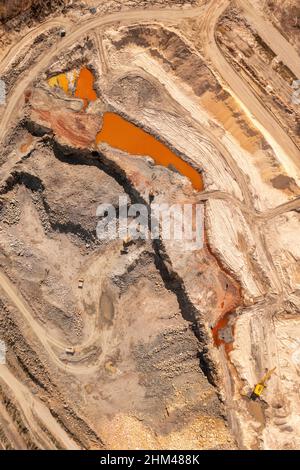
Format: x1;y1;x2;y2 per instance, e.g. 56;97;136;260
65;347;75;355
250;367;276;400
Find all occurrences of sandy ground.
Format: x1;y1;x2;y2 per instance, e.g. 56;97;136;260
0;0;299;450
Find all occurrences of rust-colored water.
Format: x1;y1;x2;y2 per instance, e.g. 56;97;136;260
19;134;33;153
212;311;235;356
48;73;69;94
75;67;97;109
96;112;203;191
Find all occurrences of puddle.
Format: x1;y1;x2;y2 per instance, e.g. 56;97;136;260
48;73;69;94
47;67;96;109
212;311;235;356
47;72;203;190
99;291;114;327
74;67;97;109
96;112;203;191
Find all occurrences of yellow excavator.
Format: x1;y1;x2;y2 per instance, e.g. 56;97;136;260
250;367;276;400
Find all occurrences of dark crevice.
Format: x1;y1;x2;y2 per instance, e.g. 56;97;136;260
24;119;53;138
0;300;103;448
0;169;95;243
0;170;45;194
2;132;217;385
50;220;96;242
46;138;216;385
15;355;47;392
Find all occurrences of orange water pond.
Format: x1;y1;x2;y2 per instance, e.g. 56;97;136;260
96;112;203;191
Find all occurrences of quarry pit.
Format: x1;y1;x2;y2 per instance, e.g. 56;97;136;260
0;0;299;451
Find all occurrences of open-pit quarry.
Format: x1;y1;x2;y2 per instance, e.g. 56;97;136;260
0;0;299;451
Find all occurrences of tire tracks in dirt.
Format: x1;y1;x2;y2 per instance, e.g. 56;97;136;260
0;364;79;449
200;0;300;173
0;4;207;144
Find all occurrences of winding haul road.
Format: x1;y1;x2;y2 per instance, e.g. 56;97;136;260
0;4;205;144
238;0;300;79
0;0;299;372
0;365;79;449
1;0;300;169
0;251;121;376
199;0;300;171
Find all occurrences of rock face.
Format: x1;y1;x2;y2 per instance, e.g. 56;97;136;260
262;0;300;54
216;7;300;149
0;0;33;21
0;0;299;451
0;0;67;22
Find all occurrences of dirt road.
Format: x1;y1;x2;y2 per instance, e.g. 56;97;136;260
0;245;145;375
0;365;79;449
0;19;71;75
0;270;101;374
238;0;300;79
0;0;299;449
198;191;300;220
200;0;300;172
0;4;206;144
1;0;298;174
